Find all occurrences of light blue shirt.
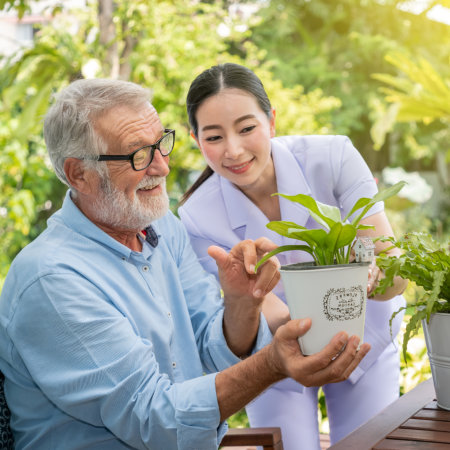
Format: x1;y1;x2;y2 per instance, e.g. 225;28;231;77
0;191;272;449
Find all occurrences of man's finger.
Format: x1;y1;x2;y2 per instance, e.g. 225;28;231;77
252;259;280;297
240;240;258;274
317;336;371;384
300;331;351;372
254;237;279;255
340;342;371;380
276;318;312;342
208;245;229;270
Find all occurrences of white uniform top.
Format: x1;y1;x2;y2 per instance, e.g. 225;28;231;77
179;135;405;386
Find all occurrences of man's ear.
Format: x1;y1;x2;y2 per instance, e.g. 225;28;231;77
63;158;96;195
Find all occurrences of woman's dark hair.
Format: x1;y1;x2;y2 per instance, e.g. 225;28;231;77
180;63;272;205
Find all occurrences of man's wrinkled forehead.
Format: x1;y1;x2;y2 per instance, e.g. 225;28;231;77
94;102;163;144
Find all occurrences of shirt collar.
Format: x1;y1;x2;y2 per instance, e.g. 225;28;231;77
51;190;138;258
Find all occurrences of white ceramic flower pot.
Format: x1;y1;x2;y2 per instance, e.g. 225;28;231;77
279;262;370;355
422;312;450;410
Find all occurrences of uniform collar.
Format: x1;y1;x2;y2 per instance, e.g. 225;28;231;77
221;139;312;234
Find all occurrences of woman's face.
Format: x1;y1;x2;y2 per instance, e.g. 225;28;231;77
193;88;276;190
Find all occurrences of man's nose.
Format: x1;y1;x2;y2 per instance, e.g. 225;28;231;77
146;148;170;176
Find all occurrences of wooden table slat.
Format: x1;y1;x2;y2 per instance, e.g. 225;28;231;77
388;428;450;444
220;427;282;446
374;438;450;449
329;379;436;450
414;409;450;422
401;418;450;432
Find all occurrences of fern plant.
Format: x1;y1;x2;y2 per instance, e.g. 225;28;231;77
375;232;450;361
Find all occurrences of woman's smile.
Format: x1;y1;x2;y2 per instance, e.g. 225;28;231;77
225;157;255;174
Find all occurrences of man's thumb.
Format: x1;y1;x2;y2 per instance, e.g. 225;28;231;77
277;318;312;340
207;245;229;269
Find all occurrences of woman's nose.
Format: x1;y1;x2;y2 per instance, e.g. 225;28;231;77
224;136;244;159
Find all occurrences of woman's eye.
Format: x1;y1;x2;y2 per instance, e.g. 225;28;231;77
241;125;256;134
205;135;222;142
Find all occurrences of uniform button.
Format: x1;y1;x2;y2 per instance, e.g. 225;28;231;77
167;312;172;318
172;362;176;368
121;257;126;261
142;265;149;272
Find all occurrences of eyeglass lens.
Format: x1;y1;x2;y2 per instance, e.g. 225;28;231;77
133;132;174;170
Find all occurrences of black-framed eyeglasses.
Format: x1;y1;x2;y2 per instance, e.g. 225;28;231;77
94;129;175;171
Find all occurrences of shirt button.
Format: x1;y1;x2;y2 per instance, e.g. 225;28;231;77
172;362;176;368
142;265;149;272
121;257;126;261
167;312;172;318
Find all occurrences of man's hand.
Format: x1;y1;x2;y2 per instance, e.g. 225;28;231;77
267;319;371;387
208;238;281;356
215;317;371;420
208;238;280;302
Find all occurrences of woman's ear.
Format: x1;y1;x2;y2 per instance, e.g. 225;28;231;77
190;130;200;147
270;108;276;138
63;158;97;195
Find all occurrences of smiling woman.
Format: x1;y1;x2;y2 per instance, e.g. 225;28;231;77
178;62;407;450
191;88;279;220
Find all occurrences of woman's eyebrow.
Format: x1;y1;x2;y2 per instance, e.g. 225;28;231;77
201;124;222;132
235;114;256;124
201;114;257;132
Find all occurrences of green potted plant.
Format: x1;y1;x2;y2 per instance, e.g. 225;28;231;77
255;181;406;355
375;232;450;410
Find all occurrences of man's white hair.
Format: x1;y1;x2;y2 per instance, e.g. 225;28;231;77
44;78;152;186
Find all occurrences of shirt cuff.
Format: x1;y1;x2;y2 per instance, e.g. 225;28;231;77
175;373;227;450
250;313;273;354
208;310;273;371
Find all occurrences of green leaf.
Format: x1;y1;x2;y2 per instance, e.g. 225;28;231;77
266;221;329;252
344;197;371;222
274;193;340;230
425;271;446;319
266;221;307;238
287;228;329;249
356;224;376;231
401;308;428;363
351;181;406;226
372;181;407;203
323;223;356;264
254;244;315;272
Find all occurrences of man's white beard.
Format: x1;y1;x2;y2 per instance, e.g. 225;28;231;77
93;175;169;230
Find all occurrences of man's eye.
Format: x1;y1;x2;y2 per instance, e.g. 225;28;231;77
134;149;148;163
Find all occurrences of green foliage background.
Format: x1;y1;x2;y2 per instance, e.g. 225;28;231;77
1;0;449;284
1;0;449;432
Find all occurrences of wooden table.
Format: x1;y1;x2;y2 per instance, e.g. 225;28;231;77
329;378;450;449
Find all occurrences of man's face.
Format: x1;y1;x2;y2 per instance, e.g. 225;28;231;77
91;103;170;231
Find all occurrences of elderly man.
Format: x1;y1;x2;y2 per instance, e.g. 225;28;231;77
0;79;370;450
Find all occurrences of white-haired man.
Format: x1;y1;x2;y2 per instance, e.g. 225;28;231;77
0;79;370;450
